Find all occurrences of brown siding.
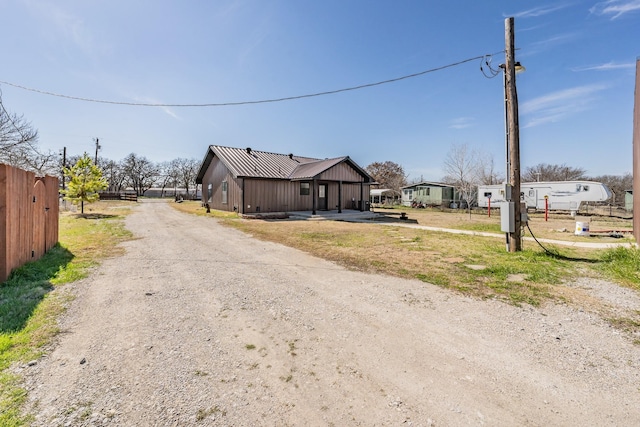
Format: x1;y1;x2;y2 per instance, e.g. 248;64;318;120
318;162;363;182
339;183;370;209
201;157;242;212
198;153;372;214
244;179;314;213
0;164;59;283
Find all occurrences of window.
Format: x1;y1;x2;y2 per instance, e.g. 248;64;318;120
426;188;431;196
583;185;589;191
222;181;228;204
207;184;213;203
404;189;413;201
529;190;535;197
300;182;310;195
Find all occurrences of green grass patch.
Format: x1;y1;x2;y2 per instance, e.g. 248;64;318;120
596;247;640;289
0;201;134;426
456;222;503;233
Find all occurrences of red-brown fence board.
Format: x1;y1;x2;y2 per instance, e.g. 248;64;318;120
43;175;59;252
0;164;59;283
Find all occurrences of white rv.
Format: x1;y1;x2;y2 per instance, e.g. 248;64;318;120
477;181;611;213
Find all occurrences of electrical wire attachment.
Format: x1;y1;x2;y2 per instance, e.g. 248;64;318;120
480;54;501;78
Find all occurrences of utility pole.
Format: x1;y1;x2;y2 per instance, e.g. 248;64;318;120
94;137;101;165
633;58;639;246
505;17;522;252
61;146;66;191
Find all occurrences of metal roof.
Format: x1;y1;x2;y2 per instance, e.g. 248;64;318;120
212;145;317;179
370;189;401;196
401;181;453;189
196;145;375;183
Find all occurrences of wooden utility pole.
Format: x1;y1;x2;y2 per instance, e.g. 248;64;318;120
633;58;639;246
61;146;66;191
505;17;522;252
94;137;100;165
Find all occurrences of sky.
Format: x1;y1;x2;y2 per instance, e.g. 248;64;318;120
0;0;638;181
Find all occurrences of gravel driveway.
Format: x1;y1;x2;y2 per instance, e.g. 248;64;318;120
19;199;640;426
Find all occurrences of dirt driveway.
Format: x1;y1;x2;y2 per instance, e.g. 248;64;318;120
20;200;640;426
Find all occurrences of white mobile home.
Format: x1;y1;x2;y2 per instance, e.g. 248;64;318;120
477;181;611;213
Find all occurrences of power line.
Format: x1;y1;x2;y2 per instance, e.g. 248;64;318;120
0;51;505;108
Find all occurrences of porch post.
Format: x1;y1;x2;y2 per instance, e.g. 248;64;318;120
338;181;342;213
312;179;317;215
360;182;364;212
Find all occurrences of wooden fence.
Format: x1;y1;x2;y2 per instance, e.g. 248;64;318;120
0;164;59;283
99;192;138;202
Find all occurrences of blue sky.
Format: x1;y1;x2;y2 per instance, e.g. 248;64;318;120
0;0;638;181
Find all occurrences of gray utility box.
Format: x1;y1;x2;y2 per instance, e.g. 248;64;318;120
501;202;515;233
500;202;529;233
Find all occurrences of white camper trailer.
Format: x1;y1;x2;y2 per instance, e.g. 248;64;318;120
477;181;611;213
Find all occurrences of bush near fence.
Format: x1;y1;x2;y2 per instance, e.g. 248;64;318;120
0;164;59;283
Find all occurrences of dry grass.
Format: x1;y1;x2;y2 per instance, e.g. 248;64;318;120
170;201;632;307
372;206;634;243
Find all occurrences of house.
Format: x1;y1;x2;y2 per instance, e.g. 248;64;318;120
400;182;457;207
195;145;375;215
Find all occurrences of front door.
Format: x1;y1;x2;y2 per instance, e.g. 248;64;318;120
318;184;328;210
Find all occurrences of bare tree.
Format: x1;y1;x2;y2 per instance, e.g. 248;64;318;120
365;161;407;192
0;94;46;174
175;158;200;198
441;143;480;215
158;160;180;197
476;152;502;185
102;159;128;193
122;153;160;196
589;173;632;207
523;163;586;182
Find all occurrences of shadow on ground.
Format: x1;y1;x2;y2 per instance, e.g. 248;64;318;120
0;245;75;333
73;213;119;220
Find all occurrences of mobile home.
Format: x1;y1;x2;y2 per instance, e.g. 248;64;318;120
477;181;611;213
401;182;457;207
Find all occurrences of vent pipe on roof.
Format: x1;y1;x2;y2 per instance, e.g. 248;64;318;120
288;153;293;159
246;147;252;154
